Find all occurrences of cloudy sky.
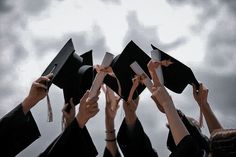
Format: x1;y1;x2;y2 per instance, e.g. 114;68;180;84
0;0;236;156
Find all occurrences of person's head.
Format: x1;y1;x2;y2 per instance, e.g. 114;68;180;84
209;129;236;157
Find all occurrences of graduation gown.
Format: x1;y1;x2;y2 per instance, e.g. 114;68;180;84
117;118;158;157
39;119;98;157
169;135;203;157
0;104;41;157
103;147;121;157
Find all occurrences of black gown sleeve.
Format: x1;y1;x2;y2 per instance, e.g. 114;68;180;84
39;119;98;157
0;104;41;157
117;118;158;157
169;135;203;157
103;147;121;157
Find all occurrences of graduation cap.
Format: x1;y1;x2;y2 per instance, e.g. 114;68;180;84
42;39;94;105
151;44;200;93
104;41;151;101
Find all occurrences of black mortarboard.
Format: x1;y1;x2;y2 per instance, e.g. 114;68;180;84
42;39;94;105
151;44;199;93
104;41;151;101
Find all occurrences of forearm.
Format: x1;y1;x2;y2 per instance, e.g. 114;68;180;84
125;112;137;128
200;102;223;134
22;96;38;115
163;102;189;145
76;114;88;129
105;118;118;157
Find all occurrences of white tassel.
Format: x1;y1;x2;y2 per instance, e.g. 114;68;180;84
46;94;53;122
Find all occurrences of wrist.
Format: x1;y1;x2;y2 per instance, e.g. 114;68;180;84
199;102;210;110
125;113;137;126
76;114;88;128
106;123;115;131
22;96;37;114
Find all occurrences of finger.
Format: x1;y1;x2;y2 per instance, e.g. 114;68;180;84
36;76;51;83
86;99;98;108
122;99;129;108
81;90;90;104
62;110;69;117
89;106;99;113
89;103;98;109
62;103;69;111
90;108;100;116
46;73;53;79
88;96;99;104
69;98;75;108
33;82;47;90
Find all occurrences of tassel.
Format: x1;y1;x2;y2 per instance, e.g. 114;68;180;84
46;94;53;122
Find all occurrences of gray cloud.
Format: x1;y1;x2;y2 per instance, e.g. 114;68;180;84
205;14;236;69
32;25;108;62
123;11;187;53
0;0;55;107
22;0;52;15
100;0;121;5
0;0;13;13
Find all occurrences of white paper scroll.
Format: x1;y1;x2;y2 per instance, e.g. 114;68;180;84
130;61;153;93
88;52;114;99
151;50;164;85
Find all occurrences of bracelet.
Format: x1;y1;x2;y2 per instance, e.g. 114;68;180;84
105;138;116;142
105;129;115;133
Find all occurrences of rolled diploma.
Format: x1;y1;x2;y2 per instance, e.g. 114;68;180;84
130;61;153;93
88;52;114;99
151;50;164;85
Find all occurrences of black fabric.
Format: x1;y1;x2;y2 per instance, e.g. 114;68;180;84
39;119;98;157
0;104;41;157
167;110;210;154
103;147;121;157
117;118;158;157
151;44;200;93
104;40;151;101
42;39;94;105
169;135;203;157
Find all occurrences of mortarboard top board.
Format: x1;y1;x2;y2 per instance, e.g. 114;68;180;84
104;40;151;101
151;44;200;93
42;39;95;105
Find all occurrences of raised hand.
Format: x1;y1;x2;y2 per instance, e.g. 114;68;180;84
76;90;100;128
62;98;76;128
123;97;139;126
22;73;53;114
193;83;209;108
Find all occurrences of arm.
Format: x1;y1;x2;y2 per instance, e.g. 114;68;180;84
103;86;120;157
0;74;52;156
152;87;189;145
148;60;189;145
192;83;223;134
62;98;76;129
22;73;53;114
117;98;158;157
39;90;100;157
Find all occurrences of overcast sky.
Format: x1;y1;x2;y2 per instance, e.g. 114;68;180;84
0;0;236;156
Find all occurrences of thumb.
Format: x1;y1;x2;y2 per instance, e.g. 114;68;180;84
81;90;89;104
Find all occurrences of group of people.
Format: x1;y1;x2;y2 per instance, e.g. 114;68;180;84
0;60;235;157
